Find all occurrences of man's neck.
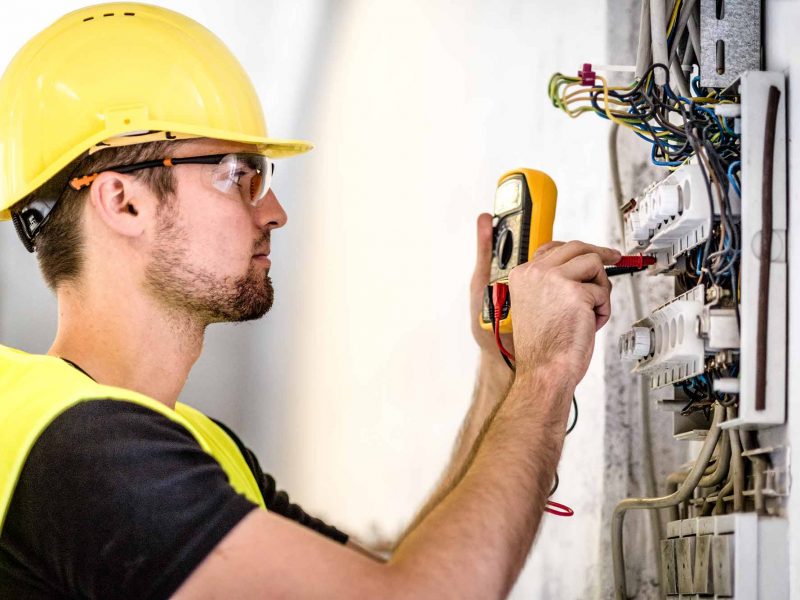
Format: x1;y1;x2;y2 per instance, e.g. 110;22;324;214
48;282;204;409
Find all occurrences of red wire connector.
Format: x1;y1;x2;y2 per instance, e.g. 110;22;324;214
613;254;657;269
492;283;515;362
578;63;596;86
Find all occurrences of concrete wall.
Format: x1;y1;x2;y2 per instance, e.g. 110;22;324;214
764;2;800;597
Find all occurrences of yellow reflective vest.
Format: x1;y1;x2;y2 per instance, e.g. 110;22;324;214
0;344;266;535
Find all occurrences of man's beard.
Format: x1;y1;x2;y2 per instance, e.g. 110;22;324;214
144;209;274;326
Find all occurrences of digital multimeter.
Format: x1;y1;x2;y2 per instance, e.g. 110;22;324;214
480;169;558;334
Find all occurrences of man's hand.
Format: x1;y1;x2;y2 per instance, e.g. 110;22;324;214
507;240;620;387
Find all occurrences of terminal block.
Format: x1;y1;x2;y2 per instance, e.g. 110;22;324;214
619;285;740;390
622;161;740;271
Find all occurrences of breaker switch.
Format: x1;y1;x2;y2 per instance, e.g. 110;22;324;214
619;326;653;359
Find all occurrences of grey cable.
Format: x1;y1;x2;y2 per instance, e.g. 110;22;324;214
666;427;730;486
667;0;699;59
670;61;691;98
687;13;701;67
612;404;723;599
664;425;728;520
649;0;669;85
681;35;695;68
739;429;767;513
662;0;692;97
712;477;734;515
729;426;745;511
635;0;653;78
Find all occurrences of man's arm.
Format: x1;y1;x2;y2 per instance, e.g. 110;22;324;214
394;215;557;549
394;353;512;549
173;240;618;600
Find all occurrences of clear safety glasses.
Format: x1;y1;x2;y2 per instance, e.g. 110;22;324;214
68;153;275;207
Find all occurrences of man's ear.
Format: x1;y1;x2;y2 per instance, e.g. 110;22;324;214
87;171;156;238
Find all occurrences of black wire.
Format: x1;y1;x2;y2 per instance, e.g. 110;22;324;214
566;395;578;435
493;340;577;435
549;472;559;497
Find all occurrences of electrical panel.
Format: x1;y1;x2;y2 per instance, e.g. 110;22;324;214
619;72;786;431
549;1;789;598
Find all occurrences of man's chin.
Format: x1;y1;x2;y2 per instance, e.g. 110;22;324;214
216;276;274;324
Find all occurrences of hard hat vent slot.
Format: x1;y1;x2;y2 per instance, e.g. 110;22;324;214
83;12;135;21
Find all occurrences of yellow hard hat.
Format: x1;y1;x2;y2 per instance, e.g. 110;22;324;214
0;2;313;220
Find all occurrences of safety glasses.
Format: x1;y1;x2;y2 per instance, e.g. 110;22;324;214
68;153;275;207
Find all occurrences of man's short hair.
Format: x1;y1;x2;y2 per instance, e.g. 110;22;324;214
30;140;187;290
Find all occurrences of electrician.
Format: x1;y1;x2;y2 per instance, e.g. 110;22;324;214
0;4;619;599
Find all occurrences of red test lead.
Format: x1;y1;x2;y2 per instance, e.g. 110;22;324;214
605;254;656;277
613;254;657;269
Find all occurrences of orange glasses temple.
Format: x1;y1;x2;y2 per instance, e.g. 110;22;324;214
69;158;176;191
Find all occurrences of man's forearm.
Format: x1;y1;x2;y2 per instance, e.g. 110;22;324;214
388;368;572;599
454;354;515;469
395;352;513;547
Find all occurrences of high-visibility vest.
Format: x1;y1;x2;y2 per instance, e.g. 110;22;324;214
0;344;266;535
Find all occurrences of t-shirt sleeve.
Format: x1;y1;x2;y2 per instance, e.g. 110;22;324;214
211;418;349;545
0;400;257;600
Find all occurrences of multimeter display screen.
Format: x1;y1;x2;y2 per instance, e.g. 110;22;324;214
494;177;523;215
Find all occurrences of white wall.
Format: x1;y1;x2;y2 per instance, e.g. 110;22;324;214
1;2;613;598
268;2;612;598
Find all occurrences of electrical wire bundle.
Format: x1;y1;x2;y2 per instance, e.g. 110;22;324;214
548;0;740;167
548;63;739;168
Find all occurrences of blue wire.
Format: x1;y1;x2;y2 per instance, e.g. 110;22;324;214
696;106;725;131
727;161;741;197
650;143;682;167
720;116;740;138
695;246;703;276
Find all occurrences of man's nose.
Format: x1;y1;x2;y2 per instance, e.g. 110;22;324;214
253;188;288;230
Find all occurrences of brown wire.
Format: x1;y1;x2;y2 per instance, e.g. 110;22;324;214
755;86;781;411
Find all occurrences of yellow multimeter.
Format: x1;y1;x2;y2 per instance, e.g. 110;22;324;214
480;169;558;334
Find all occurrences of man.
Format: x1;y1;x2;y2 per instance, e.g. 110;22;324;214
0;4;619;599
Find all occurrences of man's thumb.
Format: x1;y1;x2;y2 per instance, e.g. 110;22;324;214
472;213;493;288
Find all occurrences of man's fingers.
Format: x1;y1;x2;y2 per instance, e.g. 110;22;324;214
470;213;494;292
582;282;613;331
533;240;564;260
557;253;612;289
537;240;621;268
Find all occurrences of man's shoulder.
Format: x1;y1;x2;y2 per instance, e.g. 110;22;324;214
43;398;201;443
1;399;257;600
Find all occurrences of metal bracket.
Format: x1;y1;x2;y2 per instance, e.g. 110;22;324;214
700;0;762;89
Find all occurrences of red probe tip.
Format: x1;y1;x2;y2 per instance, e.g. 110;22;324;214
613;254;656;269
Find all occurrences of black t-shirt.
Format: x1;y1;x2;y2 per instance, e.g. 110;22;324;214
0;399;347;599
